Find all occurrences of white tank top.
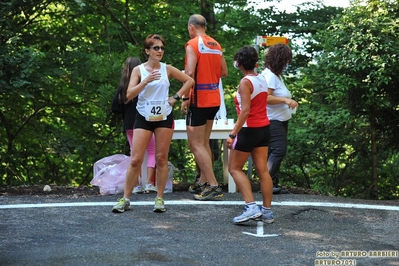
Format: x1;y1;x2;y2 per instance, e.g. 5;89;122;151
137;63;172;121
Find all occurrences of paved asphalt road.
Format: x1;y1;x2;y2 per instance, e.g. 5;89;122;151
1;191;398;266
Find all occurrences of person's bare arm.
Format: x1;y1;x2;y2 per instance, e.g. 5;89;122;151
166;65;194;106
184;45;197;78
226;79;251;147
220;56;228;78
267;88;298;109
233;79;251;134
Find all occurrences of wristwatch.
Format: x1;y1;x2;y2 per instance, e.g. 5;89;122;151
173;94;180;101
229;134;236;139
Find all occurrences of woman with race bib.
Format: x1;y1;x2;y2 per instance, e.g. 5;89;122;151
112;34;194;213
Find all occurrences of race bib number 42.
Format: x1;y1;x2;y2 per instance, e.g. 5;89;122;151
145;100;167;121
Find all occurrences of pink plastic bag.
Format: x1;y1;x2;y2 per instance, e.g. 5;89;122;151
91;154;130;195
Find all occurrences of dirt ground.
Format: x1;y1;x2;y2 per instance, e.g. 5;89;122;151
0;182;321;198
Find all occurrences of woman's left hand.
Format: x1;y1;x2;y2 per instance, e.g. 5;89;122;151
286;99;298;109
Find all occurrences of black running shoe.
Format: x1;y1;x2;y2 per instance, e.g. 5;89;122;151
193;185;223;200
188;181;207;194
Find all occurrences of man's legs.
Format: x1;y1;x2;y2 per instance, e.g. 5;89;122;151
187;120;218;186
189;139;216;193
186;106;223;200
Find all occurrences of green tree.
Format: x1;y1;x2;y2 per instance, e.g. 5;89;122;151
300;0;399;199
0;0;203;185
2;0;397;200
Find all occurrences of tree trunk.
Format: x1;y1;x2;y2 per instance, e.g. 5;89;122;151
201;0;216;31
370;100;378;199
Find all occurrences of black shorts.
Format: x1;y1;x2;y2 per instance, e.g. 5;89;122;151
134;112;174;132
232;126;270;152
186;106;219;126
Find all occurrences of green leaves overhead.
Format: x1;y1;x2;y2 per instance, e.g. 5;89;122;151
0;0;398;199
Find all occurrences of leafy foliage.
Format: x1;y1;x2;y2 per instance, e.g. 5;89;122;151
0;0;398;200
289;0;399;199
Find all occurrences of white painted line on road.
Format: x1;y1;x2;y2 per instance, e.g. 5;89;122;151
272;201;399;211
243;221;281;238
243;232;280;237
0;200;398;211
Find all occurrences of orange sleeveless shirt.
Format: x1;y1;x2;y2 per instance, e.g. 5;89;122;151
185;35;223;108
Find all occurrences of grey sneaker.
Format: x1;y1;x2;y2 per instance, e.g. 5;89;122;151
193;185;223;200
153;197;166;212
144;184;157;193
133;185;144;194
112;198;130;213
232;205;262;224
261;208;274;224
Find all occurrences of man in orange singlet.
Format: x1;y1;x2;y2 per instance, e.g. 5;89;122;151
181;14;228;200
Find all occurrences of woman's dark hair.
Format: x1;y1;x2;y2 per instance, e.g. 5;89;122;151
144;34;165;49
233;46;259;71
264;44;292;76
117;57;141;104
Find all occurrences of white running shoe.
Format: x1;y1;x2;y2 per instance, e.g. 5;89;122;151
232;205;262;224
133;185;144;194
144;184;157;193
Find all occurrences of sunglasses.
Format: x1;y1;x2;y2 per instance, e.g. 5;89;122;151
151;46;165;51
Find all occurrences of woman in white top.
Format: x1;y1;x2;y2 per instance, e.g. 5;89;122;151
112;34;194;213
261;44;298;194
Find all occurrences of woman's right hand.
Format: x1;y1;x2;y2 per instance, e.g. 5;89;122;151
145;70;161;84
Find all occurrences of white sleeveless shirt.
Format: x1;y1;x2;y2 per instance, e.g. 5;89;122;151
137;63;172;121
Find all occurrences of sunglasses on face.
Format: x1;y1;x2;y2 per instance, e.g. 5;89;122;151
151;46;165;51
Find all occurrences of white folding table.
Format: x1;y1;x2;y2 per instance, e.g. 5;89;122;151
141;119;237;193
